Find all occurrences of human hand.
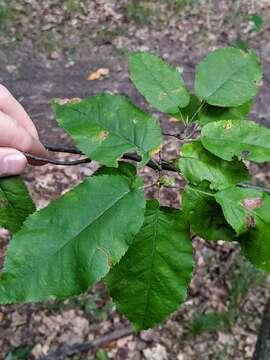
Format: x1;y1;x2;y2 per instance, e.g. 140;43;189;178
0;85;48;177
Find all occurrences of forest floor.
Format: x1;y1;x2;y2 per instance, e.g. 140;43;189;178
1;1;270;359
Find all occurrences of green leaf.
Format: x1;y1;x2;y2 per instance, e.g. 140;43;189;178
53;94;163;167
235;37;250;52
190;312;230;335
0;177;35;233
106;199;194;330
129;52;190;113
249;14;263;32
198;101;252;126
182;184;234;241
201;120;270;163
0;167;145;303
195;48;262;107
177;141;250;190
215;187;270;271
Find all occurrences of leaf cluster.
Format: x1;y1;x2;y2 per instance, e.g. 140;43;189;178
0;46;268;331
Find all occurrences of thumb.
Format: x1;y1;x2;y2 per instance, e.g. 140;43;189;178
0;148;27;177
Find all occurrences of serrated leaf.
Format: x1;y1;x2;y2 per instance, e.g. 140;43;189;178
177;141;250;190
129;52;190;114
198;101;252;126
0;177;35;233
195;48;262;107
215;187;270;271
182;185;234;241
106;199;194;330
53;94;163;167
0;168;145;303
201;120;270;163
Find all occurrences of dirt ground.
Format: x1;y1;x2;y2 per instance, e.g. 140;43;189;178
1;1;270;359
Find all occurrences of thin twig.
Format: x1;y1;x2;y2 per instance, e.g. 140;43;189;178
40;327;133;360
44;143;84;155
26;145;176;172
26;144;270;196
25;153;91;166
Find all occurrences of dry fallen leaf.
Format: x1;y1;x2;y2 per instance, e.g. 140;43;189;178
56;97;82;105
49;50;61;60
0;312;4;321
87;68;109;81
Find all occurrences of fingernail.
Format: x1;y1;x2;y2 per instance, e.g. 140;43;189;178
1;153;27;176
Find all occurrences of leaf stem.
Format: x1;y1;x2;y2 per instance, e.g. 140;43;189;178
186;185;216;197
189;100;206;123
178;106;186;125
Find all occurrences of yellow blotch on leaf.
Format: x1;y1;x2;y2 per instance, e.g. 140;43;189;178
150;144;163;156
98;131;109;141
223;120;234;129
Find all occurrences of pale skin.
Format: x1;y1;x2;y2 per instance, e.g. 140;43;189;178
0;85;48;177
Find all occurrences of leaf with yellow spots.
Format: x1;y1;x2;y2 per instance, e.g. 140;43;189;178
53;94;163;167
201;120;270;163
0;168;145;303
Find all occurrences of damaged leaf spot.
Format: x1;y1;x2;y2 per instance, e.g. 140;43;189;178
150;144;163;156
56;98;82;106
98;131;109;141
246;215;256;228
96;245;113;268
241;150;250;159
0;199;8;207
158;92;167;100
223;120;233;129
241;197;264;210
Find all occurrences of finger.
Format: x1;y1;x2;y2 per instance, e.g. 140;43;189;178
0;84;38;138
0;148;27;177
0;111;49;160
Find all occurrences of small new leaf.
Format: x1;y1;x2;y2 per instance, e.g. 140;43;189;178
106;200;194;330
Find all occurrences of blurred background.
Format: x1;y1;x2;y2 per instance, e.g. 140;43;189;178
0;1;270;359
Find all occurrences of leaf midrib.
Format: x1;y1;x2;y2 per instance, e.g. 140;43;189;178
203;136;270;152
204;58;251;100
47;182;135;260
141;211;159;328
71;107;149;154
136;56;184;108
